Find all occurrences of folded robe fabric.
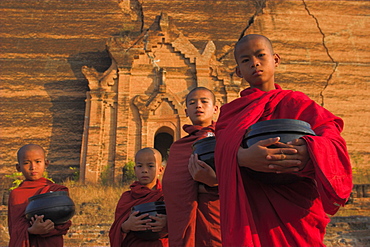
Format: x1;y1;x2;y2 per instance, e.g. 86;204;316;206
215;85;352;247
8;177;71;247
109;180;168;247
162;123;221;247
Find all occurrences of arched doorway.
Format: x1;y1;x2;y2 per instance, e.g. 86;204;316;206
154;127;174;161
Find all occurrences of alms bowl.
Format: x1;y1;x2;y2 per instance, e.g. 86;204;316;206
25;191;75;224
242;119;316;184
242;119;315;148
132;201;167;241
192;136;216;171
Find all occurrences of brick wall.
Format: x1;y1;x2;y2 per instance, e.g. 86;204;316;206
1;0;369;182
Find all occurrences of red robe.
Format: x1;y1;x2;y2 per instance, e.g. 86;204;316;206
8;177;72;247
215;85;352;247
162;123;222;247
109;180;168;247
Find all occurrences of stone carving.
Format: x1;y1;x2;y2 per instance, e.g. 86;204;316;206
82;60;118;90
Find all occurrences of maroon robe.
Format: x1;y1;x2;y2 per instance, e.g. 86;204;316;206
215;84;352;247
162;123;222;247
8;178;72;247
109;180;168;247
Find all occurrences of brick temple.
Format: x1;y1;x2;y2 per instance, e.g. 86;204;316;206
80;13;241;183
1;0;369;185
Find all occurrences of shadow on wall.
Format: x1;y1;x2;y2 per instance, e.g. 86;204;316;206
68;50;112;78
43;51;112;182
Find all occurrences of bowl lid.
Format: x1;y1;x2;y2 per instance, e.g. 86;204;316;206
132;201;166;213
28;191;68;202
246;119;315;138
192;136;216;148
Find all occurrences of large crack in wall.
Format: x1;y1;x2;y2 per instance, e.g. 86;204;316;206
218;0;267;63
302;0;338;107
238;0;267;41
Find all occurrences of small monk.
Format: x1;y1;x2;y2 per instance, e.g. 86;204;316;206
109;147;168;247
162;87;222;247
7;144;72;247
215;34;352;246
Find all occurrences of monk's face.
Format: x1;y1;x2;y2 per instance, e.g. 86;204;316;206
235;36;280;92
16;147;48;181
185;89;218;127
134;151;163;189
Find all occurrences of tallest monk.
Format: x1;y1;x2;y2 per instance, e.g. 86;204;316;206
215;34;352;247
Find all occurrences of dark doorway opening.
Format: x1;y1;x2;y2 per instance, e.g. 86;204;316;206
154;132;173;161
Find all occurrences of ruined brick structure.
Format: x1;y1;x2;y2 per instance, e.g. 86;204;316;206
80;13;240;183
1;0;369;185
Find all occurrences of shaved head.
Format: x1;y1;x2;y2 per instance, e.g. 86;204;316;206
186;87;216;106
135;147;162;163
134;147;164;188
234;34;274;63
17;144;46;163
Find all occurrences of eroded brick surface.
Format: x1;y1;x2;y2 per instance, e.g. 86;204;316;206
0;1;369;183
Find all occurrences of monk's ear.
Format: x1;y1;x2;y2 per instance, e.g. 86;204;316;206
185;108;189;117
45;159;50;168
274;53;281;67
213;105;218;114
235;66;243;78
158;165;164;174
16;163;21;172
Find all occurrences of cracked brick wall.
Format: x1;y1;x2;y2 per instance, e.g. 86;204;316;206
0;0;369;182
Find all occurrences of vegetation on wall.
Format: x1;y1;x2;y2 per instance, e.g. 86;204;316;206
123;160;136;185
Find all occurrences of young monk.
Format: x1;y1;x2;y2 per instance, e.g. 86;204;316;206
109;147;168;247
162;87;221;247
7;144;72;247
215;34;353;246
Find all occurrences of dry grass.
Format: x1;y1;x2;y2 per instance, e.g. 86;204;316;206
334;198;370;217
351;165;370;184
1;179;369;246
63;180;129;225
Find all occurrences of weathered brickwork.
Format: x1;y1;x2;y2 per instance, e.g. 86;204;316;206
0;0;369;183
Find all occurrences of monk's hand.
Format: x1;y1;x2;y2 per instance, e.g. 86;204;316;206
238;137;298;173
286;138;309;170
121;211;151;233
147;214;167;232
28;215;54;235
266;138;309;173
188;154;218;187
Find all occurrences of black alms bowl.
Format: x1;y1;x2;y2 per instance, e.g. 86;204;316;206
192;136;216;171
132;201;167;241
25;191;75;224
242;119;316;148
242;119;316;184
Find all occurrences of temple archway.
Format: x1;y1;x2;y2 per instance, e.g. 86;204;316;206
154;126;174;161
